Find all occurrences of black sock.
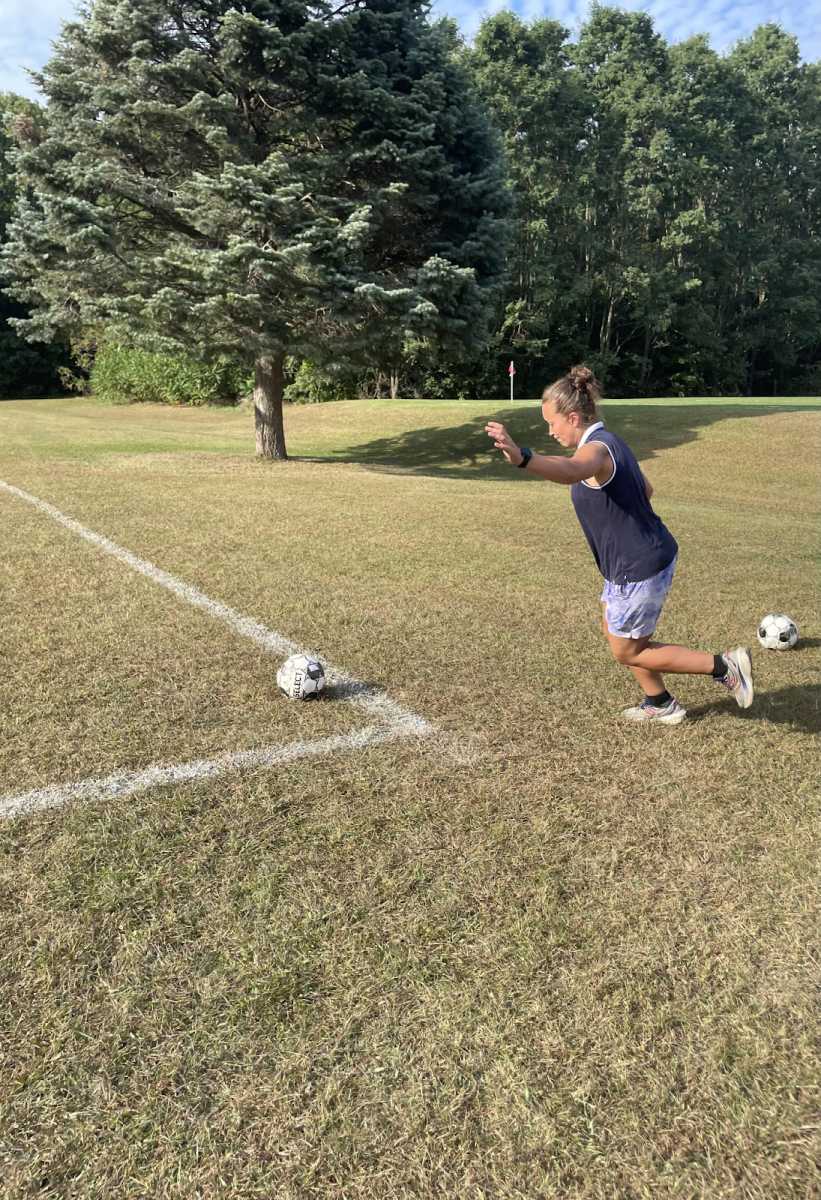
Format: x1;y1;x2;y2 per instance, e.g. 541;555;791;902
645;689;672;708
712;654;727;680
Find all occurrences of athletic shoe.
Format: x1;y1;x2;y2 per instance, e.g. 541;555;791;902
622;697;687;725
717;647;755;708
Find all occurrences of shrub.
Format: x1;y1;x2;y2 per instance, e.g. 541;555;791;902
91;347;251;405
284;359;359;404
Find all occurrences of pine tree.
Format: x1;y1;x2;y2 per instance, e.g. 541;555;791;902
0;93;69;398
2;0;509;454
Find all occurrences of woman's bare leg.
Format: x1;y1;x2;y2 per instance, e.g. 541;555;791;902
602;604;714;690
602;604;668;689
628;659;665;695
615;639;715;675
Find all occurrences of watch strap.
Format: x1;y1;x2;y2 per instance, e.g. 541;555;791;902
517;447;532;468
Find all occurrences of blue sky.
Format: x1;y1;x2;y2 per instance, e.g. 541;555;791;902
2;0;818;101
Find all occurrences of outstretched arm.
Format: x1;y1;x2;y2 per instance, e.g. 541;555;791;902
485;422;610;485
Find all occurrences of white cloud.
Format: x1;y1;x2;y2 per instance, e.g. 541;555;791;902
645;0;817;57
0;0;79;99
1;0;817;102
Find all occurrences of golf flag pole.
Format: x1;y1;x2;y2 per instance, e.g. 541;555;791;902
509;359;515;403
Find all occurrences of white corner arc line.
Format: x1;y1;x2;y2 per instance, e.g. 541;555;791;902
0;479;435;819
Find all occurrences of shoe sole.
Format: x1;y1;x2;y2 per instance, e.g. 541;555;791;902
733;647;754;708
655;709;687;725
622;707;687;725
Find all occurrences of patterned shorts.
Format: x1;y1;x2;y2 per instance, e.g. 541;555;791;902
601;554;678;639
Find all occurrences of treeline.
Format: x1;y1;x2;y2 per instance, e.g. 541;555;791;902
459;10;821;398
2;6;819;401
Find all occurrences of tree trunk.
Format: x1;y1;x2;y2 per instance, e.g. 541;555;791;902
389;370;399;400
254;352;287;459
600;297;614;352
638;326;652;389
746;351;756;397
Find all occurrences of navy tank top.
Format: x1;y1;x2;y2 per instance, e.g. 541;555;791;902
570;429;678;584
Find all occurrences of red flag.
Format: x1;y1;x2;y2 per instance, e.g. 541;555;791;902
508;360;516;376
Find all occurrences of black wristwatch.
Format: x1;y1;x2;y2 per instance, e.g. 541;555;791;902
517;446;532;469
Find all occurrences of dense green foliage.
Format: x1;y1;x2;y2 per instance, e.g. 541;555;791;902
90;347;251;406
458;8;821;398
0;93;69;398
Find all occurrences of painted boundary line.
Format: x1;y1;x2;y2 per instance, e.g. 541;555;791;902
0;480;435;820
0;727;405;821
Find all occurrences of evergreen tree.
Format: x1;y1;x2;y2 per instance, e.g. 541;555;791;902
2;0;509;454
0;93;69;399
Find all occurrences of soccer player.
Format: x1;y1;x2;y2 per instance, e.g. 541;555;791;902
486;365;754;724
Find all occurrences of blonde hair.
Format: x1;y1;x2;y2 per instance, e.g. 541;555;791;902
542;365;601;423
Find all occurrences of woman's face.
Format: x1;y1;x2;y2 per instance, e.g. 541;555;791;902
543;401;583;448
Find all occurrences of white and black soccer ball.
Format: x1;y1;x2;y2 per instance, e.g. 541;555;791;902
757;613;798;651
277;653;326;700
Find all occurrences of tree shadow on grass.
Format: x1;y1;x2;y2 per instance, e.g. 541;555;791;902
687;683;820;735
304;402;818;481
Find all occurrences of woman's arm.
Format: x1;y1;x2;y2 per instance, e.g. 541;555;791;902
485;421;610;485
642;472;653;500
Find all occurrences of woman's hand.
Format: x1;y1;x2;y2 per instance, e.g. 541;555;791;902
485;421;522;465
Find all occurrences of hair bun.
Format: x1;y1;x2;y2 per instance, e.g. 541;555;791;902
541;365;601;416
569;364;595;393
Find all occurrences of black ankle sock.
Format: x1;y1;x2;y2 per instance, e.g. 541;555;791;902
712;654;727;680
645;689;672;708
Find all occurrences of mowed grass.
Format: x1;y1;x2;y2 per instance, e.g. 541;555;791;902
0;396;819;1199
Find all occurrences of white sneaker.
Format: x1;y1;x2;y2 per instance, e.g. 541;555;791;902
622;697;687;725
717;647;755;708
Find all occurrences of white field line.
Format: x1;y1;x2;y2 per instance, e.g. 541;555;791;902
0;480;435;819
0;726;403;821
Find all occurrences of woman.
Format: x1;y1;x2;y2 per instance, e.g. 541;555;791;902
485;365;754;724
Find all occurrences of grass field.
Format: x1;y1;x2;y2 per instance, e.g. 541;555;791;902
0;395;819;1199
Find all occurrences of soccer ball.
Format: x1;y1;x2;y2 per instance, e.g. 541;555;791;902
757;613;798;651
277;653;326;700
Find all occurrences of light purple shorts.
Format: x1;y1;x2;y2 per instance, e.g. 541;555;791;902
602;554;678;639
